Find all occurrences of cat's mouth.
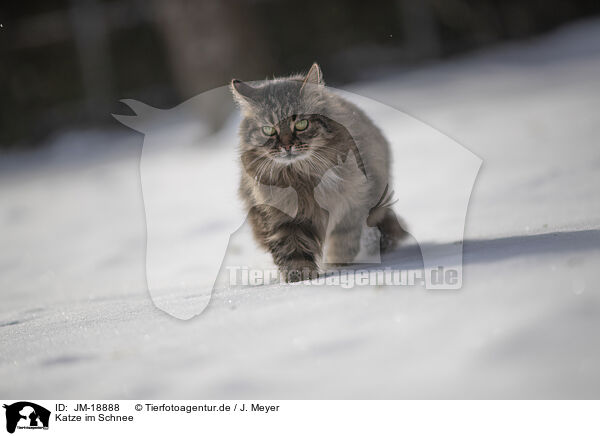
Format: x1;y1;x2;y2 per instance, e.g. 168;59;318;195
272;144;310;163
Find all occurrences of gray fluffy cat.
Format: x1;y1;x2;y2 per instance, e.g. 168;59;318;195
231;63;405;282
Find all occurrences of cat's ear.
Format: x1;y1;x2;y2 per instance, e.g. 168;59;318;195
301;63;324;90
231;79;260;106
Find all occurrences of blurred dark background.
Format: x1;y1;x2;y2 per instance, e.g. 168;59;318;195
1;0;599;149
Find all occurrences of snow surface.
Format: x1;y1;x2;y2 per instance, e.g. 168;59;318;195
1;18;600;398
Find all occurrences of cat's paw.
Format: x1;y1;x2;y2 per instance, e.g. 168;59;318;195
280;261;319;283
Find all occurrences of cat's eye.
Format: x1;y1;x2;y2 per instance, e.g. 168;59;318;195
261;126;277;136
294;119;309;131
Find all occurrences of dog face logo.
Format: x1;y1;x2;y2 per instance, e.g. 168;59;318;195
3;402;50;433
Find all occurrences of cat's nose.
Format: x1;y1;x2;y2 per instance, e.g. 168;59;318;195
279;129;293;145
282;144;293;151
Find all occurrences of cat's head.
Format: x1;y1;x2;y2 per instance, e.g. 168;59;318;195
231;63;338;170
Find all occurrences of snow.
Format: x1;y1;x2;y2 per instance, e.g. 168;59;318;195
1;18;600;398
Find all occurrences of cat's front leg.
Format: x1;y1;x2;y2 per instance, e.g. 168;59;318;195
324;211;364;266
267;219;324;283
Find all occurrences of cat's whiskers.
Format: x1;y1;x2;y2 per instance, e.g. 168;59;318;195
308;151;333;173
246;152;269;169
261;159;275;183
254;157;271;183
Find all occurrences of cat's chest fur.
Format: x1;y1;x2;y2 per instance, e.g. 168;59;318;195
252;162;369;231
